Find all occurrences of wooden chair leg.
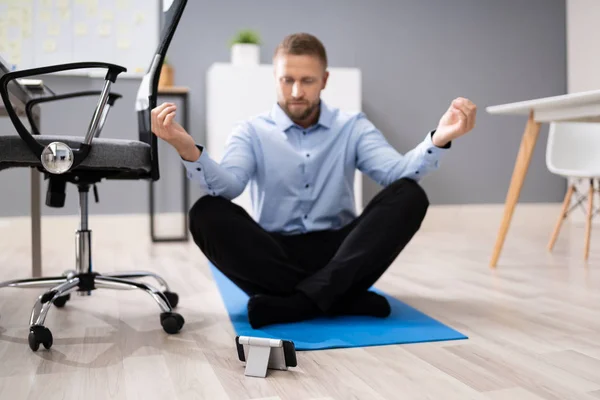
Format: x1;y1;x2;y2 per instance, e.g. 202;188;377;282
584;179;594;260
548;184;575;251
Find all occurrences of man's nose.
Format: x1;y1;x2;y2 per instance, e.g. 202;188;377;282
292;82;303;98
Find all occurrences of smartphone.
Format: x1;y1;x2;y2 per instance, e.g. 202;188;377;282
235;336;297;368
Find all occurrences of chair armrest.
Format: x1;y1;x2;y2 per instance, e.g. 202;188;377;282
0;62;126;171
25;90;122;135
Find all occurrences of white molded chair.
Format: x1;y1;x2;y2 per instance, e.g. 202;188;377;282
546;121;600;259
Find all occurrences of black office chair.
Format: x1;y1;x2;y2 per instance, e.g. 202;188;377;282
0;0;188;351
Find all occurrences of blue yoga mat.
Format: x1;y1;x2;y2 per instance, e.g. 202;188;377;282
210;263;467;350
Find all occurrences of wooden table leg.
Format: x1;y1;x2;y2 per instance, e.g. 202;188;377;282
584;179;594;260
490;111;541;267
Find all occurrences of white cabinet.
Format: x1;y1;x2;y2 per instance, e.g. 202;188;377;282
206;62;363;216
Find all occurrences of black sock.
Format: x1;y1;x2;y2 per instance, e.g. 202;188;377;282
247;291;321;329
330;291;391;318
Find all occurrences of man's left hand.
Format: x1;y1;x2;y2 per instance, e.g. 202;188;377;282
433;97;477;148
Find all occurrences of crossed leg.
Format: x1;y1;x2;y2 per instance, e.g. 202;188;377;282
189;177;429;328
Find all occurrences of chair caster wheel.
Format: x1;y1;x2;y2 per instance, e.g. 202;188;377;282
28;325;53;351
164;291;179;308
160;312;184;334
53;294;70;308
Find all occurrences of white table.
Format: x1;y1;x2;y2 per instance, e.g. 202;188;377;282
487;89;600;267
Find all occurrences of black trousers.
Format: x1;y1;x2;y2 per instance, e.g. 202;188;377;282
189;177;429;313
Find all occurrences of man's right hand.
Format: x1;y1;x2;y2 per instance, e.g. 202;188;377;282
151;102;200;162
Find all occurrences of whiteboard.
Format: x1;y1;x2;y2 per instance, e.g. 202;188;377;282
0;0;159;78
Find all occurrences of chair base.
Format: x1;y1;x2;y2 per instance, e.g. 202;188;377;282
0;184;184;352
0;270;184;352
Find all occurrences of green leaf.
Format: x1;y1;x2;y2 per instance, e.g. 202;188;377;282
230;29;261;47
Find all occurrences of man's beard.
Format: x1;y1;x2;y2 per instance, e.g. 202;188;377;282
283;99;320;122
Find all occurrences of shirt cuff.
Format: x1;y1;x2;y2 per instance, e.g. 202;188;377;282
429;129;451;149
181;144;205;167
180;145;214;193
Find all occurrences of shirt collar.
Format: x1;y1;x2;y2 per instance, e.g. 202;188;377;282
271;100;334;132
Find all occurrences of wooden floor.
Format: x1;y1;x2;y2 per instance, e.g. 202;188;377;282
1;203;600;399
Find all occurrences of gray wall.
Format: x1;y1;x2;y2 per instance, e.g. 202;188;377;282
0;0;567;217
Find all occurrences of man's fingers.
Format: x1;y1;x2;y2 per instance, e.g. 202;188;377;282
157;105;177;124
164;111;176;127
451;105;468;124
152;103;174;121
151;103;172;127
155;102;174;113
452;98;475;128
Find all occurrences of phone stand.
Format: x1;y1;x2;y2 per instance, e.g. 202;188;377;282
236;336;295;378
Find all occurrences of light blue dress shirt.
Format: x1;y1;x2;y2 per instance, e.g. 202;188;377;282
181;100;449;234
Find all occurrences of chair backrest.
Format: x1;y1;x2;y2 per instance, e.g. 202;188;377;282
546;121;600;176
136;0;187;181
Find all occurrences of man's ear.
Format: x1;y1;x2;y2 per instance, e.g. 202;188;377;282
322;70;329;90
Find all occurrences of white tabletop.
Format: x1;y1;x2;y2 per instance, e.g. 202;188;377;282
486;89;600;123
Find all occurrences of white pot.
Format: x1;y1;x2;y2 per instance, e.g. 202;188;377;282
231;43;260;65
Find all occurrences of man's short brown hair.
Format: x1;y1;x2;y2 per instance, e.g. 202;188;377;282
274;33;328;68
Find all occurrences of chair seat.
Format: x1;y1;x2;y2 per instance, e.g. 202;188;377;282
0;134;151;175
548;166;600;179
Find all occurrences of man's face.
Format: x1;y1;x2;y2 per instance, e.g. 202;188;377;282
274;53;329;123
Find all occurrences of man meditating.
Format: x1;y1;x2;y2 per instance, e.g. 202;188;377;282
150;33;477;328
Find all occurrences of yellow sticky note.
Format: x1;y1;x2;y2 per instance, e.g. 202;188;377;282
22;23;32;38
74;22;87;36
43;39;56;53
22;5;32;22
102;10;113;21
60;8;71;20
117;39;130;49
134;11;145;24
9;49;21;65
86;4;97;16
8;40;19;52
39;10;51;22
98;23;111;37
7;7;20;25
47;22;60;36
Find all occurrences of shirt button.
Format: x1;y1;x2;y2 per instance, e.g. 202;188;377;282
305;184;309;188
196;167;201;171
427;149;432;154
303;131;306;135
304;215;308;219
306;153;310;158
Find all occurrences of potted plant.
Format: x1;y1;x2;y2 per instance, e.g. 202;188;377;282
230;29;261;65
159;56;174;88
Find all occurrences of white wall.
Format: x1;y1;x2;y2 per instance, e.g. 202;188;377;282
566;0;600;224
567;0;600;92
